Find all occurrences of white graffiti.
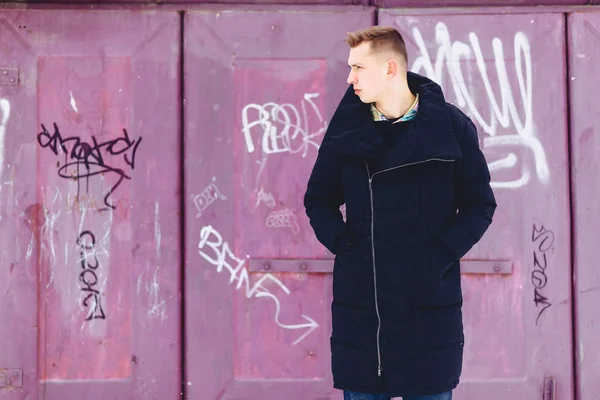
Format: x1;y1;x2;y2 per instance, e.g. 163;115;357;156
26;232;34;261
241;93;327;157
145;267;167;321
37;185;112;332
147;200;166;321
266;208;300;235
39;186;64;290
198;225;318;345
0;98;10;181
69;90;79;113
155;200;162;263
411;22;549;189
193;177;226;218
255;188;276;209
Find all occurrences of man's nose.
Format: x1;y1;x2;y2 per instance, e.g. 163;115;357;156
347;71;356;85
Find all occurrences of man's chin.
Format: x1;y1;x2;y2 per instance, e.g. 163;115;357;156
356;94;370;104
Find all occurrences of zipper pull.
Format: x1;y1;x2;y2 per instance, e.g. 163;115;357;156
377;365;382;377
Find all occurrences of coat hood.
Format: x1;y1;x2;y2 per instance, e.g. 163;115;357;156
320;72;462;169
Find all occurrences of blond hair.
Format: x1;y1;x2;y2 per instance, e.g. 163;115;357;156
345;26;408;65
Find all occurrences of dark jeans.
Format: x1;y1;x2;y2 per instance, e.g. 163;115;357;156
343;390;452;400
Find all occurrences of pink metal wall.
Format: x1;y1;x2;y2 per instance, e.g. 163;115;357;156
32;0;372;4
183;7;373;399
12;0;599;4
0;4;597;400
379;9;574;399
374;0;588;6
569;11;600;400
0;9;181;400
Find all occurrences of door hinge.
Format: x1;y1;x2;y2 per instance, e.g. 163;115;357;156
0;68;19;86
543;377;556;400
0;368;23;388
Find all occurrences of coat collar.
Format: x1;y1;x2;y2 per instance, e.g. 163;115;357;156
320;72;462;170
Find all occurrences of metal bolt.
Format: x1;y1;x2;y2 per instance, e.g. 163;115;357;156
0;372;4;378
300;263;308;271
308;350;315;357
263;263;271;271
5;379;11;385
9;78;14;83
2;70;7;75
493;264;501;272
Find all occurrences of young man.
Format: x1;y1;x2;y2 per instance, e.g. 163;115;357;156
303;27;497;400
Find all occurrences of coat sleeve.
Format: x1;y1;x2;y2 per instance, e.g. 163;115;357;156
303;147;349;255
437;106;497;259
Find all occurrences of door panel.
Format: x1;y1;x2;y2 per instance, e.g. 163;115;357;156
379;10;573;399
568;11;600;400
0;10;181;399
183;7;373;399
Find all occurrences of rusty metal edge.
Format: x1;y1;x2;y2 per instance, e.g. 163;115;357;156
1;1;600;12
0;1;372;9
377;4;600;14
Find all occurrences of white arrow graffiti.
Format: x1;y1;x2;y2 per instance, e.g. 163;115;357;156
198;225;318;345
254;290;318;345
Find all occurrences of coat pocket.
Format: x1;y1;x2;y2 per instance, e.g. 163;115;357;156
417;161;455;237
333;236;372;308
413;235;458;308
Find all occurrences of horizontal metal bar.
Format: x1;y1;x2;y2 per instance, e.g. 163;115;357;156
248;259;333;273
461;260;512;275
248;259;512;275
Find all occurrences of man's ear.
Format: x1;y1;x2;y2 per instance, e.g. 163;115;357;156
387;59;398;77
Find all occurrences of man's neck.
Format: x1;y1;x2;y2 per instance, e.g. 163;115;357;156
374;81;416;120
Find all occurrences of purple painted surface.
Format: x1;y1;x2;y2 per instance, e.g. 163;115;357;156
0;9;181;399
379;10;573;399
375;0;586;7
183;7;373;400
374;5;600;13
18;0;370;5
176;0;370;4
0;5;596;400
568;11;600;400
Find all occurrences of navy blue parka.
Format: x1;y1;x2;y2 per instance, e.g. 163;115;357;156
303;72;497;397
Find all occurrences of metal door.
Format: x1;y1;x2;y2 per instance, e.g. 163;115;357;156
183;6;373;399
379;10;573;400
568;11;600;400
0;9;181;399
374;0;585;7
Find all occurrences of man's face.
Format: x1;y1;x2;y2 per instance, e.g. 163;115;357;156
347;42;389;104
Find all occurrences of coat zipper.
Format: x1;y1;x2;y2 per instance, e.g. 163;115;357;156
366;166;382;377
366;157;454;378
